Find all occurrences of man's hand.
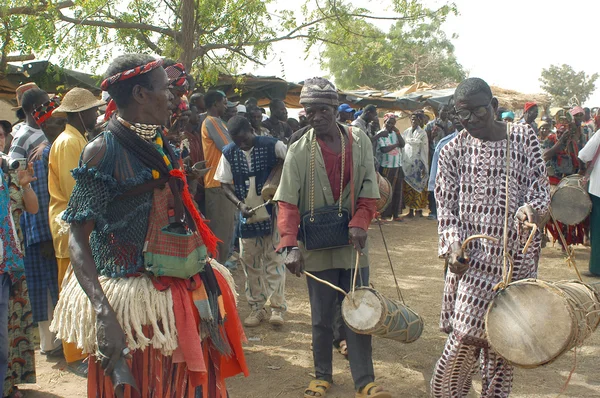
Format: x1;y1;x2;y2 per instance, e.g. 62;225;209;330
447;242;469;275
284;248;304;277
96;308;128;376
349;227;367;253
515;204;539;228
376;130;389;139
239;203;255;219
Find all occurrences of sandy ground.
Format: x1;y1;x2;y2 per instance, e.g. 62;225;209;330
15;216;600;397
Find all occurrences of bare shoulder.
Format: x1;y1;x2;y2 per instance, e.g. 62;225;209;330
81;133;108;167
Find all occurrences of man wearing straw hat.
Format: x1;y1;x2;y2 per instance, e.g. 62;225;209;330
275;77;390;398
431;77;550;397
48;87;104;374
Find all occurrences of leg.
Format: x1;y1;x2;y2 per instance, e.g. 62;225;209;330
428;191;437;219
339;267;375;391
205;187;236;264
332;299;346;352
479;345;514;398
590;194;600;275
262;233;286;313
0;274;11;386
430;332;479;398
306;269;340;385
392;168;404;219
240;238;267;311
39;288;61;353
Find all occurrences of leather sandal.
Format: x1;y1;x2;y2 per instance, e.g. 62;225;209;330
355;382;391;398
304;380;331;398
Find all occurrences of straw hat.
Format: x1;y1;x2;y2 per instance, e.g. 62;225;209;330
11;83;39;111
54;88;105;114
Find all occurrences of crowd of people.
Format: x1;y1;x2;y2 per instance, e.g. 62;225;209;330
0;53;596;398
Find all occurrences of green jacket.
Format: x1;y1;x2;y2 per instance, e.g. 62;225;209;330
274;124;379;272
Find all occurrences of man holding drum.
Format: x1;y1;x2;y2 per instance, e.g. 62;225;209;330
431;78;550;397
275;77;390;398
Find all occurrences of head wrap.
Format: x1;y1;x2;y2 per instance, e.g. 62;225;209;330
501;111;515;120
32;97;60;125
524;102;537;112
384;112;396;123
300;77;338;107
101;58;164;91
569;106;585;116
538;120;550;129
298;110;306;117
165;63;189;90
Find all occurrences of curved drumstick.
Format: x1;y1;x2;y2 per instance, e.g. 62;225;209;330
305;271;347;296
460;235;500;262
521;221;538;254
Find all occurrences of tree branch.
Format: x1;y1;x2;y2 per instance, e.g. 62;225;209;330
3;54;35;62
0;1;73;17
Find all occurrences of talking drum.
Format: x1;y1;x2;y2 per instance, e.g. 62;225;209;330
551;174;592;225
376;173;392;213
342;287;423;343
261;163;283;201
485;279;600;368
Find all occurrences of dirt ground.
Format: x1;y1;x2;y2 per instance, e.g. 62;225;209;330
17;216;600;397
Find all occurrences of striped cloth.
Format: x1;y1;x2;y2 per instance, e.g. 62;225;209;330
23;145;53;246
8;125;48;159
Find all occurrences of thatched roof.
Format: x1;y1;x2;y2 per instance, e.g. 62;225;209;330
490;86;551;111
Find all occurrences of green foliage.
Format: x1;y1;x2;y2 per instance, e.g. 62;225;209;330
321;12;465;90
539;64;598;107
3;0;457;89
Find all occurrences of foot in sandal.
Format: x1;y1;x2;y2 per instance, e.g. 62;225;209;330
304;380;331;397
355;382;391;398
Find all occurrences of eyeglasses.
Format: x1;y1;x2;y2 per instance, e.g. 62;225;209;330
454;100;492;121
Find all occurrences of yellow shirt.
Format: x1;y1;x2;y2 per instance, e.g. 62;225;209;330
48;124;88;258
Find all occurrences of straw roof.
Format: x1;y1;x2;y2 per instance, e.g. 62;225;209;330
490;86;551;111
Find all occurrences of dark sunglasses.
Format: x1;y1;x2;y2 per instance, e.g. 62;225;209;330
454;100;492;121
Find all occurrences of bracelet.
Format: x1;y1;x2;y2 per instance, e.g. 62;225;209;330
236;200;241;208
23;184;32;192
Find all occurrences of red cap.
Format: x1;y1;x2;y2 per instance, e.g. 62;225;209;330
524;102;537;112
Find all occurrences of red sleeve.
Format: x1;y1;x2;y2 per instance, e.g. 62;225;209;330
276;201;300;251
348;198;377;231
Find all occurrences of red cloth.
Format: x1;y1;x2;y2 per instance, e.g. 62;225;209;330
317;137;351;201
524;102;537;112
184;131;204;164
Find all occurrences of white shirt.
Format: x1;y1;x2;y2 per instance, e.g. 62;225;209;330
579;129;600;198
214;140;287;183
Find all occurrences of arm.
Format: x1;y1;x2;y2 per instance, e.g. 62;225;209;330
579;131;600;163
17;162;38;214
543;133;570;162
435;141;463;257
380;143;401;153
8;136;27;159
519;128;551;225
274;148;302;251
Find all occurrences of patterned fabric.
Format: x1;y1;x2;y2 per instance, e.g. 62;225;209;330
376;130;402;168
8;125;47;160
23;145;53;246
202;116;232;189
3;277;36;397
222;136;278;238
8;173;25;254
435;125;550;345
403;183;428;210
542;133;581;184
23;242;58;323
0;170;25;283
299;77;338;106
430;332;513;398
63;131;155;278
401;126;429;192
165;63;188;89
32;97;59;125
100;58;164;91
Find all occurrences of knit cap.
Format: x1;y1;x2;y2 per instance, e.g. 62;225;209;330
300;77;339;107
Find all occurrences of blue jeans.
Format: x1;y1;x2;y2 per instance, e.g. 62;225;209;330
0;273;12;385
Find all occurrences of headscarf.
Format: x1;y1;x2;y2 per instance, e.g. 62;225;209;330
383;112;396;123
32;97;60;125
100;58;164;91
569;106;584;116
501;111;515;120
165;63;189;90
524;102;537;112
300;77;338;107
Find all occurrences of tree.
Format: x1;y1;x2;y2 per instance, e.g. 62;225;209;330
321;17;465;90
1;0;455;86
539;64;598;106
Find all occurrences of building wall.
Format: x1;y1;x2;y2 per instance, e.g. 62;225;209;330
0;100;17;125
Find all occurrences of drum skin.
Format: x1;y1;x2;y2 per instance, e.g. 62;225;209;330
376;173;392;213
342;287;423;343
551;174;592;225
485;279;600;368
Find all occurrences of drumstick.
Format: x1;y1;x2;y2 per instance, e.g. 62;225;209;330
305;271;348;296
249;200;272;213
522;221;538;254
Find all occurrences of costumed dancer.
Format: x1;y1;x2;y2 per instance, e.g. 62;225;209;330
430;78;550;397
50;54;248;397
275;77;391;398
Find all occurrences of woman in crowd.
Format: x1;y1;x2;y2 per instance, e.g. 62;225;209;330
401;113;429;217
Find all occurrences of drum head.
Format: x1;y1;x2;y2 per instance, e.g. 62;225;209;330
342;288;383;332
551;183;592;226
485;281;574;368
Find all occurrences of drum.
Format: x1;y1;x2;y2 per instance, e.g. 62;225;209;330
485;279;600;368
551;174;591;225
376;173;392;213
342;287;423;343
261;163;283;201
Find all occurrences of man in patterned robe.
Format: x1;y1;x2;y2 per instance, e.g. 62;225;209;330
430;78;550;397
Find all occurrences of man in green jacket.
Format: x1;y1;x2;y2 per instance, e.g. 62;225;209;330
274;77;390;398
